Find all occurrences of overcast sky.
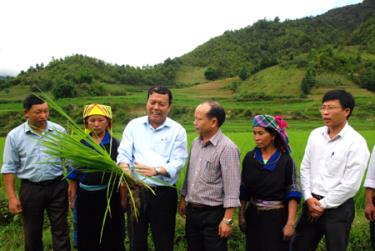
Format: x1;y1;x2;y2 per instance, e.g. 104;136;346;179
0;0;363;76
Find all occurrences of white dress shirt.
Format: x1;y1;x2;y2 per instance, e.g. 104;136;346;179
117;116;188;186
300;122;370;209
364;146;375;189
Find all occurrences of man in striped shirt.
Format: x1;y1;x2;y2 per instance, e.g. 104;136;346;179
179;101;241;251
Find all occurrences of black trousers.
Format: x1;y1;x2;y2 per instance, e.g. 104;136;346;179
371;221;375;251
185;204;227;251
76;187;125;251
291;198;355;251
127;186;177;251
20;178;70;251
245;204;289;251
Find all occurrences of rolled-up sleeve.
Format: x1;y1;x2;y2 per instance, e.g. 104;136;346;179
220;145;241;208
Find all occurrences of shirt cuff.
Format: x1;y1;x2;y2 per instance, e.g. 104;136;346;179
303;191;312;200
319;198;328;209
364;179;375;189
223;197;241;208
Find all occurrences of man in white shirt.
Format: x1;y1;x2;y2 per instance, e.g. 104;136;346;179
292;89;370;251
364;146;375;250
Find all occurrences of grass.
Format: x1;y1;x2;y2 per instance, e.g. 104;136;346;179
0;119;375;250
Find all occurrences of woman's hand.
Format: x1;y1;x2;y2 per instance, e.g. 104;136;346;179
282;223;295;240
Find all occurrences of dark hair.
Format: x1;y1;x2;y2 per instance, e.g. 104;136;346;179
147;86;173;105
322;89;355;118
205;101;226;128
23;94;45;110
264;127;283;151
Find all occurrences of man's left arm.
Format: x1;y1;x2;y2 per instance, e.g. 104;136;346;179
218;145;241;238
157;127;188;181
320;141;370;209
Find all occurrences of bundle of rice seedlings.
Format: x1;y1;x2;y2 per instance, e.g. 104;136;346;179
35;93;154;240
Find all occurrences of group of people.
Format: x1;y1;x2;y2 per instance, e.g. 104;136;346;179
1;87;375;251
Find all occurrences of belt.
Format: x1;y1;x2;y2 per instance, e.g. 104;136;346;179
21;175;64;186
187;202;223;210
256;204;284;211
312;193;325;200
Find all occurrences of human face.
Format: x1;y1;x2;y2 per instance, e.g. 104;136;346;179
86;115;109;137
146;92;171;128
24;102;49;130
194;103;216;138
253;127;275;150
320;99;350;130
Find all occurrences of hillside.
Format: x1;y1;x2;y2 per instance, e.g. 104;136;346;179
0;0;375;134
179;0;375;75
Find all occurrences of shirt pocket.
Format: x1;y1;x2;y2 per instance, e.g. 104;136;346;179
325;151;346;177
199;158;221;184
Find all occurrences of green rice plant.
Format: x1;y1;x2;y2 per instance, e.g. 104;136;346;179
34;93;156;241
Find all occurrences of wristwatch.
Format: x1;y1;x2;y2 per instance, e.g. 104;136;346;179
154;167;161;176
223;218;233;226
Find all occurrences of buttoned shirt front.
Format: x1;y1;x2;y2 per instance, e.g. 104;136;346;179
1;121;66;182
300;122;370;209
364;146;375;189
181;129;241;208
117;116;188;186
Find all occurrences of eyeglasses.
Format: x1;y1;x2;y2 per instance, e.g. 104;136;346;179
319;105;340;112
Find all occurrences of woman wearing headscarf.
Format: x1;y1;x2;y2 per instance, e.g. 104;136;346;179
68;104;126;251
239;114;301;251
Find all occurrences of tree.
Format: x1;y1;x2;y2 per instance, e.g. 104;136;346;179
204;67;221;80
52;80;77;98
301;68;316;95
239;67;249;80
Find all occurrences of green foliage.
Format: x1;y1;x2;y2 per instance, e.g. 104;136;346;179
239;67;249;80
301;68;316;95
355;61;375;91
178;2;375;82
52;80;77;98
204;67;221;80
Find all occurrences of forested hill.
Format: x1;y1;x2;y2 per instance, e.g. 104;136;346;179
1;0;375;98
179;0;375;77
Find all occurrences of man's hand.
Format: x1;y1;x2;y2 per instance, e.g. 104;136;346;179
365;203;375;221
218;220;232;238
178;197;186;217
68;181;77;209
8;197;22;214
306;197;325;220
134;162;156;177
118;163;131;176
238;215;247;233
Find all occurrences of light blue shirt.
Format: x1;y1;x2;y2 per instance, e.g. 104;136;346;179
117;116;188;186
1;121;66;182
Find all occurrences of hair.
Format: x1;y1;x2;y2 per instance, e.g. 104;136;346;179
23;94;45;110
204;101;226;128
264;127;284;151
147;86;173;105
322;89;355;118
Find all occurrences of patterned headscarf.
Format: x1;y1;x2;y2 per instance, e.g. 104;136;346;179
253;114;291;153
82;104;113;131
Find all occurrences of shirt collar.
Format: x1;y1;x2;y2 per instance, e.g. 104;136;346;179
322;122;349;140
199;129;223;147
24;121;53;134
143;116;171;130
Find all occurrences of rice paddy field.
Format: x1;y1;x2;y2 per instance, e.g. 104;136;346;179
0;119;374;250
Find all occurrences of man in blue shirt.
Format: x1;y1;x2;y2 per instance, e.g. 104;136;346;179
117;86;188;251
1;94;70;251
